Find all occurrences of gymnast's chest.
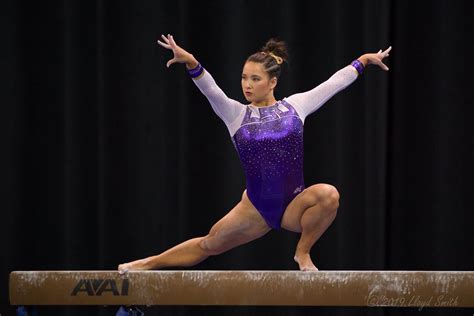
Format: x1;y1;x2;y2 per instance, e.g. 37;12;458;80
233;104;303;147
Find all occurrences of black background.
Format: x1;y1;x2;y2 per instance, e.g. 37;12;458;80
2;0;473;315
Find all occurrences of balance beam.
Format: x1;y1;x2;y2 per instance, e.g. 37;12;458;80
9;270;474;307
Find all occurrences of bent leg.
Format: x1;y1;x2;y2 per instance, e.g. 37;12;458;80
118;190;270;273
280;183;340;271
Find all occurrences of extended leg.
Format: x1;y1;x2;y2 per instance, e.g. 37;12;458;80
118;237;210;272
118;190;270;273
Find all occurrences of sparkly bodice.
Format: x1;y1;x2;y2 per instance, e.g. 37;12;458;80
232;100;305;225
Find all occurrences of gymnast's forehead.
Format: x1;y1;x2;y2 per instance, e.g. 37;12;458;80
242;61;267;76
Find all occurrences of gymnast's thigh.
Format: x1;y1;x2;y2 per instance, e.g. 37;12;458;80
204;190;271;251
280;185;322;233
280;183;340;233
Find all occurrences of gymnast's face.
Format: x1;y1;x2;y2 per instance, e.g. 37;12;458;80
241;61;277;105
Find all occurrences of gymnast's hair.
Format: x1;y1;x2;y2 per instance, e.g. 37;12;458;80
246;38;288;79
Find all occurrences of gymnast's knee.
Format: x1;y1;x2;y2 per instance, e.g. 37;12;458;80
199;235;227;256
308;184;340;211
321;185;340;211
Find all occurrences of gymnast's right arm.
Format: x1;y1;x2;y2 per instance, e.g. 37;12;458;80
157;34;244;126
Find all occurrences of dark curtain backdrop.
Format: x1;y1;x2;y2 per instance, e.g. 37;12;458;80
2;0;473;315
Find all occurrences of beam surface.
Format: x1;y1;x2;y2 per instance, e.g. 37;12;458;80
9;270;474;307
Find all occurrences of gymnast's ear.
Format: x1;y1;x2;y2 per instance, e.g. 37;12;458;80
270;76;278;89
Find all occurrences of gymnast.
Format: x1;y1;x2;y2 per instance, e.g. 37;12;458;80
119;34;391;272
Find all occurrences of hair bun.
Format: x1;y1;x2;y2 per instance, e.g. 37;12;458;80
261;38;289;63
246;38;289;79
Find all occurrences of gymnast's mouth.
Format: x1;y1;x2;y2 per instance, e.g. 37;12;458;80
245;92;253;96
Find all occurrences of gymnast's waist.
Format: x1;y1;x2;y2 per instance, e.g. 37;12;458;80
245;175;304;193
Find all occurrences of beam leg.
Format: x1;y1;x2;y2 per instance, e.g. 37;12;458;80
16;306;38;316
116;306;144;316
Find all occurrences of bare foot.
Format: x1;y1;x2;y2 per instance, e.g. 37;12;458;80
294;253;318;271
118;258;152;274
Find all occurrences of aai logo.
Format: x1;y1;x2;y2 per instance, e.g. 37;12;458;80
71;279;129;296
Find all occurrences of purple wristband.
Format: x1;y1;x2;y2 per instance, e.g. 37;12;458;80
351;59;365;75
187;63;204;78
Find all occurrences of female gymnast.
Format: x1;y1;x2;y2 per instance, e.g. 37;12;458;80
119;34;391;272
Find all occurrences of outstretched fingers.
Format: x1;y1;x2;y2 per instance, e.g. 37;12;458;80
374;46;391;70
157;34;178;67
374;58;389;71
157;40;170;49
166;58;177;68
380;46;392;58
157;34;171;49
168;34;178;49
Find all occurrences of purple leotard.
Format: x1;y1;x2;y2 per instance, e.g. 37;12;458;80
192;65;358;229
232;101;305;228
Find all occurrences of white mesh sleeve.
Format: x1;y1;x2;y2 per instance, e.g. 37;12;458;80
192;70;246;132
285;65;359;122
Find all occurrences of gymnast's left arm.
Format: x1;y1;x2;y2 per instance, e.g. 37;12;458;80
286;46;392;121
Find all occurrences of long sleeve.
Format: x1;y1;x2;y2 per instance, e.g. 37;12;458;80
191;69;246;133
285;65;359;123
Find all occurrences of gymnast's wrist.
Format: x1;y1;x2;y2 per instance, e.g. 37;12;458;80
357;55;369;67
185;55;199;70
187;62;204;79
351;58;366;76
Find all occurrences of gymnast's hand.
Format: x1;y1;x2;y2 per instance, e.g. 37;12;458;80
157;34;199;69
358;46;392;71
